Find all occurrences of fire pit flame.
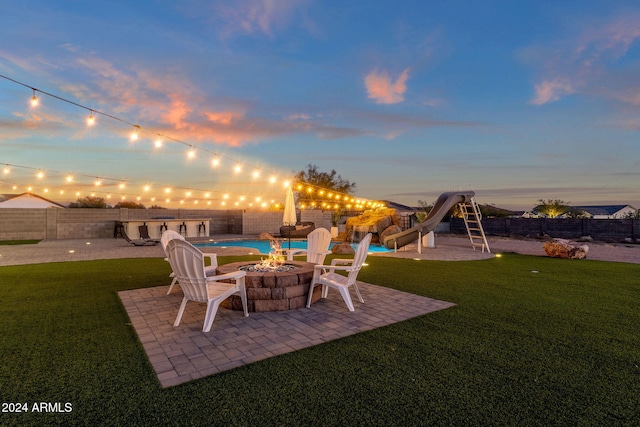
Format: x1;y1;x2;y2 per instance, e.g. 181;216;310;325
237;239;302;273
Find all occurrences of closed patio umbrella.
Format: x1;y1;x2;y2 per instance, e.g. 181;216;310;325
283;186;296;249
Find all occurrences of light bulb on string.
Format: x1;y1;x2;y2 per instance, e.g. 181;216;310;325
234;162;242;173
211;155;220;167
119;183;126;190
130;125;140;141
154;135;163;148
36;170;44;179
269;174;276;184
252;168;260;179
87;110;95;126
187;147;196;159
30;89;38;107
66;174;73;183
2;166;10;175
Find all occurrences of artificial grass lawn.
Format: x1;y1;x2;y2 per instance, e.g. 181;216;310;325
0;240;40;245
0;254;638;426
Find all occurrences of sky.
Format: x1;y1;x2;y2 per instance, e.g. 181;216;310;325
1;0;639;211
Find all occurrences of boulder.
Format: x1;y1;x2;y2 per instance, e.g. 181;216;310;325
331;242;355;254
345;208;400;242
543;238;589;259
379;224;402;243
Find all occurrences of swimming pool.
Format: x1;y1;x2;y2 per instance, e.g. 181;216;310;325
195;239;392;254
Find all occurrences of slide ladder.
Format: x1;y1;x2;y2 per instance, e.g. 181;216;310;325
459;197;490;253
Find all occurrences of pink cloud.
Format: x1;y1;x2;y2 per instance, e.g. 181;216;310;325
528;11;640;105
205;0;312;38
531;79;577;105
364;68;410;104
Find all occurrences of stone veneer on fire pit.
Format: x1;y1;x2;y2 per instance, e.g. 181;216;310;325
217;261;320;312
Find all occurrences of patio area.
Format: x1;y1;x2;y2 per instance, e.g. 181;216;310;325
120;282;455;387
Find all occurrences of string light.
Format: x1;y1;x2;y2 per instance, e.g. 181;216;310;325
130;125;140;141
87;110;95;126
0;73;388;210
30;89;38;107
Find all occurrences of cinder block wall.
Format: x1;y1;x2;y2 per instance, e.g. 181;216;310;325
0;208;48;240
300;210;332;230
242;211;285;235
0;208;332;240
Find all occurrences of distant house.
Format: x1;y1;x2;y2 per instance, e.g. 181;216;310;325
571;205;636;219
0;193;66;209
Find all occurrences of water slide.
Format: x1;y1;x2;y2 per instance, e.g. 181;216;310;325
383;191;476;250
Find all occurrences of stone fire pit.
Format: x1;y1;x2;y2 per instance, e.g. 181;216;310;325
217;261;320;312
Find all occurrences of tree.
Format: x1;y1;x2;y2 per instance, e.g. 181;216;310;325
113;200;146;209
534;199;570;218
415;200;434;222
294;164;356;208
623;209;640;219
68;196;110;208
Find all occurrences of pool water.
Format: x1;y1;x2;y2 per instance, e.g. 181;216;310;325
196;239;391;254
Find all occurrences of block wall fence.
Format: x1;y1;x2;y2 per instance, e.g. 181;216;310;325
0;208;332;241
451;217;640;242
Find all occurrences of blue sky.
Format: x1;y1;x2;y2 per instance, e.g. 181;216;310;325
1;0;639;210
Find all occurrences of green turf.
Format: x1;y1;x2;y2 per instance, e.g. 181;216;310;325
0;254;638;426
0;240;41;245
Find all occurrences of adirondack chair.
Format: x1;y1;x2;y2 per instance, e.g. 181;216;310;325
306;233;372;312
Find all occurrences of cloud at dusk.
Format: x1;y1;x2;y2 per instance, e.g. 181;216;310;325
527;11;640;106
531;79;577;105
364;68;410;104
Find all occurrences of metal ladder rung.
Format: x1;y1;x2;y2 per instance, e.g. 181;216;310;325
459;197;490;253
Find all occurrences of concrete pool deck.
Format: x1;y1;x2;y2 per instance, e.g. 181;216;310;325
1;233;638;266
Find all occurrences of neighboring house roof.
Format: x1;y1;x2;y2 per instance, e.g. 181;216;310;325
0;193;66;208
573;205;635;216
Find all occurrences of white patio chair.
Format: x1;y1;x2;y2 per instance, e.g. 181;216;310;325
306;233;372;312
166;239;248;332
161;230;218;295
284;227;332;265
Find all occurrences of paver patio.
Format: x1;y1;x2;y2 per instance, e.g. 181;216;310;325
119;282;455;388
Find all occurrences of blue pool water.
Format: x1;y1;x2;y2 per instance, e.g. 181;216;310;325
195;239;391;254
